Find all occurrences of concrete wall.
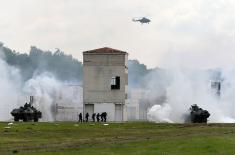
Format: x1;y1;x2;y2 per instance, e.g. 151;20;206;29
55;85;83;121
126;89;146;121
83;66;127;103
83;54;127;103
126;103;140;121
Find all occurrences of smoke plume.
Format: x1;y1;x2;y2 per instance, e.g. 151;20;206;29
0;47;82;121
0;54;21;120
147;52;235;123
22;73;63;121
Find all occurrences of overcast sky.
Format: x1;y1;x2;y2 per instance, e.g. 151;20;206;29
1;0;235;69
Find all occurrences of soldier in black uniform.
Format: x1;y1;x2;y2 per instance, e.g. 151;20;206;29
92;113;96;122
78;113;83;122
85;112;89;122
96;113;100;122
100;112;104;122
103;112;107;122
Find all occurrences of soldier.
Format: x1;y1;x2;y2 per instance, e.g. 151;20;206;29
100;112;104;122
78;113;83;122
96;113;100;122
103;112;107;122
85;112;89;122
92;113;96;122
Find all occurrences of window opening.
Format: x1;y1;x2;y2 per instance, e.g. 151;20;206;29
111;76;120;89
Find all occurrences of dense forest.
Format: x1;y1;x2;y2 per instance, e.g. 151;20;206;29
0;43;152;86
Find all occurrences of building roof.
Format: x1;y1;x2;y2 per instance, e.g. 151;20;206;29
83;47;127;54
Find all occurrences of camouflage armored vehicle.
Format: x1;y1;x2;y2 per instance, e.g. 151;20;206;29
190;104;210;123
11;99;42;122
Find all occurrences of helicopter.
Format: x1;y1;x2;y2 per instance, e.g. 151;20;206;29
132;17;151;24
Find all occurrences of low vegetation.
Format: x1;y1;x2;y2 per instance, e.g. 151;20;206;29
1;122;235;155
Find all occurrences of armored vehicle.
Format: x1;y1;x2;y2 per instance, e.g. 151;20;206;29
190;104;210;123
11;97;42;122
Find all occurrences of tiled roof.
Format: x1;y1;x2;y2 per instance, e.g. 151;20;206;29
83;47;127;54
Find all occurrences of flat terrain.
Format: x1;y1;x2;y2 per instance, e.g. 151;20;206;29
1;122;235;155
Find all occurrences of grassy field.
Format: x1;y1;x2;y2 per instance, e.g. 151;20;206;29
1;122;235;155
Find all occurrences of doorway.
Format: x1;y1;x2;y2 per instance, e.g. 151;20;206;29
115;104;122;121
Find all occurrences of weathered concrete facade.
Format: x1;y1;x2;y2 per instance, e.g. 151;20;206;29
83;47;128;121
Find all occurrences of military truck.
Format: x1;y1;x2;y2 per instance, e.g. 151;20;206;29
11;97;42;122
190;104;210;123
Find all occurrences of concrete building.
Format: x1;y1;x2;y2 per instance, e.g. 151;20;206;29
83;47;128;121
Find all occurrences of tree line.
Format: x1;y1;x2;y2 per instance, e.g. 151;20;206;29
0;43;154;87
0;44;83;82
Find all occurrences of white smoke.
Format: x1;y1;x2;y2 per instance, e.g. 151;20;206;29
147;104;173;123
147;66;235;123
0;49;82;121
0;56;22;121
22;73;63;121
22;73;83;121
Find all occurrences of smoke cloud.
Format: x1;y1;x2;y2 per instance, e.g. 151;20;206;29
0;48;82;121
22;73;63;121
147;51;235;123
0;54;21;120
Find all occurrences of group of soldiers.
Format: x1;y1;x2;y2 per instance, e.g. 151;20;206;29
78;112;107;122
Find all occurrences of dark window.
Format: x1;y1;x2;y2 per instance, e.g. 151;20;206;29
111;76;120;89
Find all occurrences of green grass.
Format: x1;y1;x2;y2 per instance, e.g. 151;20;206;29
1;122;235;155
